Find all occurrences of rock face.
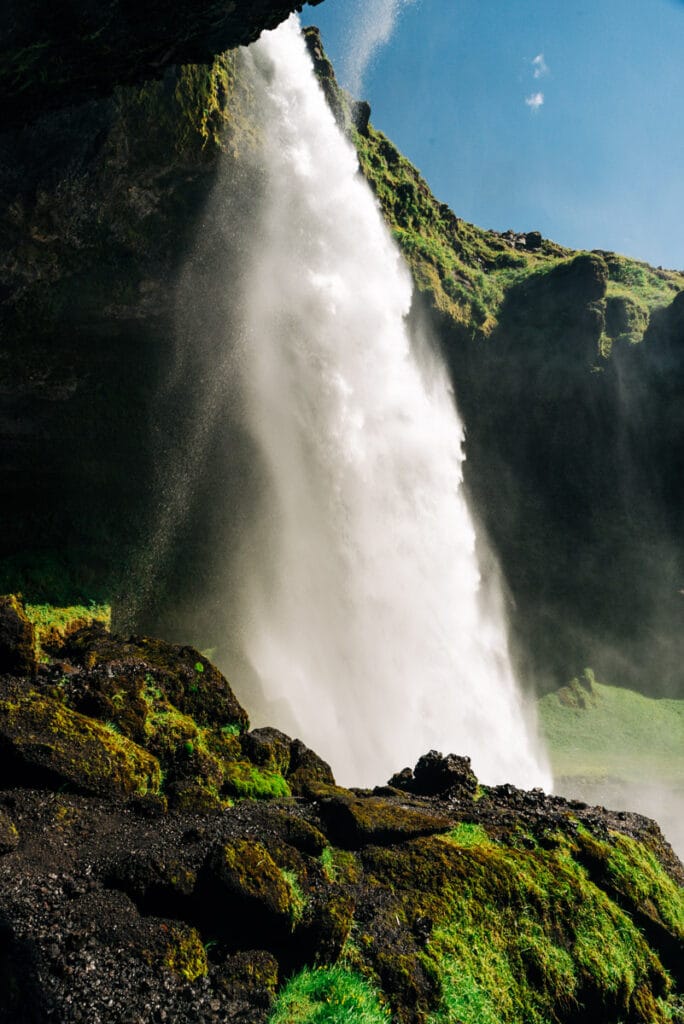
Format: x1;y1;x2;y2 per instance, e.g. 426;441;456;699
0;598;681;1023
0;0;323;129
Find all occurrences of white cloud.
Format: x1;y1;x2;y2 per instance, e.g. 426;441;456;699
525;91;544;112
532;53;549;78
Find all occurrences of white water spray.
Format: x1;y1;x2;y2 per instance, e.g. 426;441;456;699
233;18;550;789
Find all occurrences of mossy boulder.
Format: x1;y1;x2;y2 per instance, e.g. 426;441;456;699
146;922;208;983
199;839;297;946
0;691;161;799
0;595;36;677
319;793;452;850
0;808;19;853
214;949;279;1007
61;628;249;731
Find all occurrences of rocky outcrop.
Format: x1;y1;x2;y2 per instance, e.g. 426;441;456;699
1;0;323;130
0;598;681;1023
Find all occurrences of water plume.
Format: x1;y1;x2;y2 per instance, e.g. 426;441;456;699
229;17;550;790
331;0;415;97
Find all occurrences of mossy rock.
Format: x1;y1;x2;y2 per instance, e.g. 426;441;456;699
0;692;161;799
199;839;296;947
319;794;452;849
149;922;208;983
106;850;197;921
268;811;328;858
24;602;111;661
60;628;249;731
0;809;19;853
0;596;36;677
362;831;672;1024
286;738;336;797
240;727;292;774
214;950;279;1007
166;780;228;815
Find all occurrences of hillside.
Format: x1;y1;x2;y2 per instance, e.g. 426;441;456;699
538;671;684;857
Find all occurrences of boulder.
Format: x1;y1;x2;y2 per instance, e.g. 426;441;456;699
389;750;478;798
0;595;36;677
0;692;161;799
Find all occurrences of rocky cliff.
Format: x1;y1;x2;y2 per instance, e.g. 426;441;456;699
0;597;681;1024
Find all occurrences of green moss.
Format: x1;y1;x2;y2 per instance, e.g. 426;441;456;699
365;833;670;1024
282;869;307;926
575;828;684;939
223;760;291;800
0;693;161;798
158;924;208;982
268;965;391;1024
320;847;361;886
24;602;111;661
440;822;494;848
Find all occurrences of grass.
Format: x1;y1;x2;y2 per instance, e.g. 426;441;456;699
282;869;307;926
424;839;669;1024
440;822;494;848
222;760;291;800
268;965;390;1024
538;672;684;787
24;602;111;660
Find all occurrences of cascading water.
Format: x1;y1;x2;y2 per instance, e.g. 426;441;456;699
226;17;551;789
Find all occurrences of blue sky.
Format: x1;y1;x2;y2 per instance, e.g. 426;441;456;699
303;0;684;270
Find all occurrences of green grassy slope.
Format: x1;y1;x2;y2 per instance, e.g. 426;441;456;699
539;671;684;858
539;671;684;787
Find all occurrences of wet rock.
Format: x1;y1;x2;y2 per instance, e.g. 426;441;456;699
213;949;279;1008
0;596;36;677
0;809;19;853
240;728;292;774
60;630;249;732
2;0;325;130
351;100;371;135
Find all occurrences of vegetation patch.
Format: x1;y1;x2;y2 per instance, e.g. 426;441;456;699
269;965;391;1024
364;833;671;1024
24;602;111;661
223;760;291;800
539;674;684;787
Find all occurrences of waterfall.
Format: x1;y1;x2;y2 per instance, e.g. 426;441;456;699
224;17;550;790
